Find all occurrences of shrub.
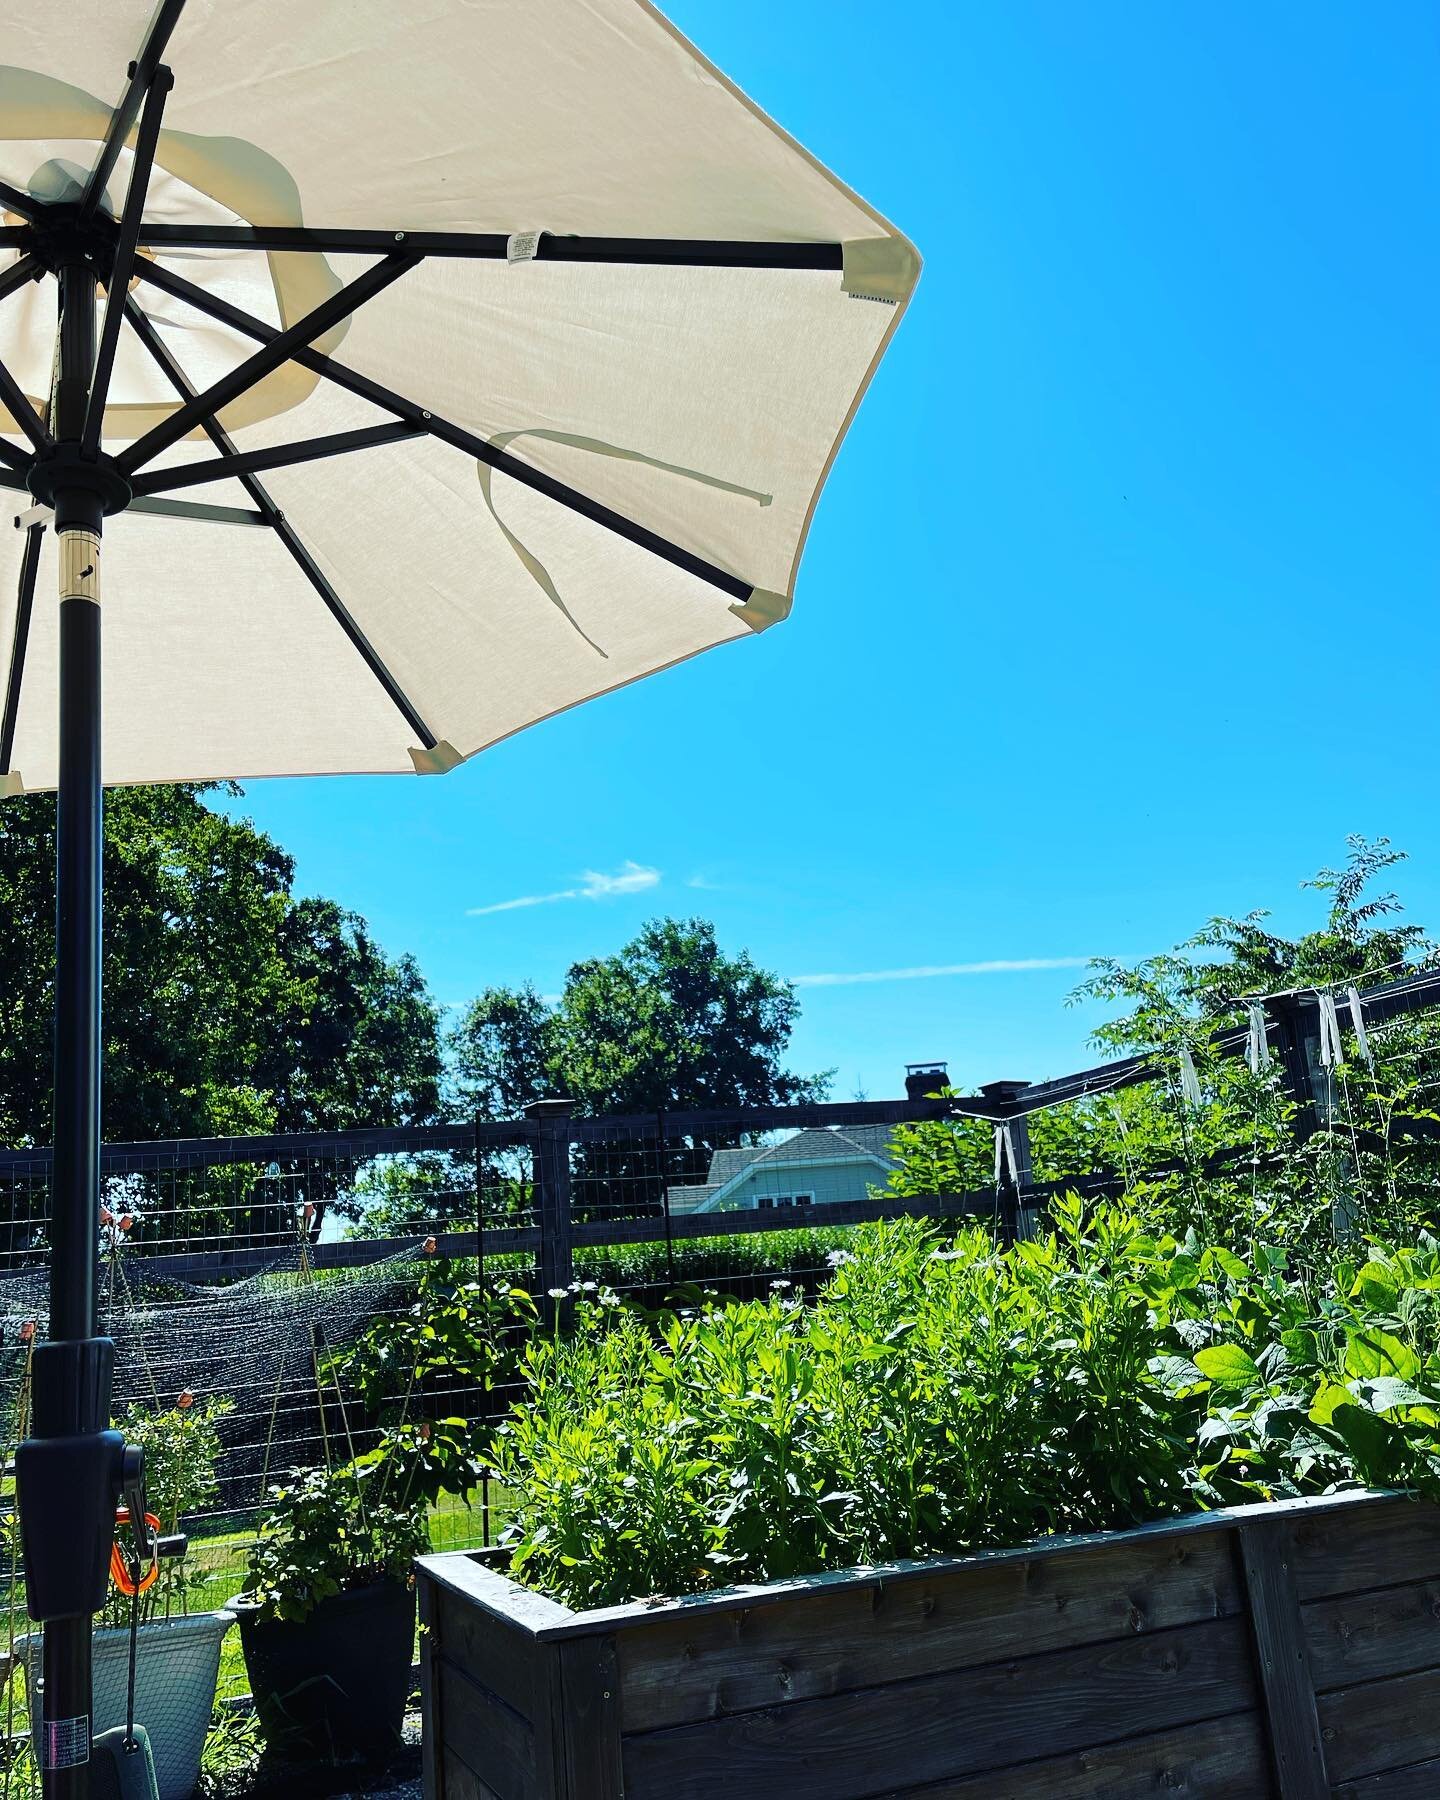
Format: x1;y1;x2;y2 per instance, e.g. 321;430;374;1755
493;1201;1440;1609
102;1391;234;1626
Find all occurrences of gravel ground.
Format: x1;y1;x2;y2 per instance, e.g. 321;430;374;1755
206;1714;423;1800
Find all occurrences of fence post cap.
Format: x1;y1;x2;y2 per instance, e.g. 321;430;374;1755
524;1098;576;1121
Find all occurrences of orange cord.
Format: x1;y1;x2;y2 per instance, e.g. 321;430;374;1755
109;1509;161;1597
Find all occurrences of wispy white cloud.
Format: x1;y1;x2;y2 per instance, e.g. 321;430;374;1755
579;862;661;900
684;872;722;891
791;957;1091;989
467;861;661;918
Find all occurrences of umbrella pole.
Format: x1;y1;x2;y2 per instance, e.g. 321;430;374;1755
33;258;109;1800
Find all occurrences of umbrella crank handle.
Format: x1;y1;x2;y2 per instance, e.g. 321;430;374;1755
120;1443;154;1578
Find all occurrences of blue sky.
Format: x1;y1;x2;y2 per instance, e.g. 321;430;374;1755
221;1;1439;1102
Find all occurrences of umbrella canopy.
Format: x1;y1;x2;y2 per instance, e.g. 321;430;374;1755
0;0;917;794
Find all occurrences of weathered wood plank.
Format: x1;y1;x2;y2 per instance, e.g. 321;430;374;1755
1304;1578;1440;1692
1318;1666;1440;1786
565;1492;1384;1640
619;1529;1242;1732
421;1578;441;1800
557;1635;623;1800
1333;1752;1440;1799
621;1616;1253;1800
442;1748;504;1800
870;1710;1271;1799
417;1551;576;1638
439;1659;541;1800
1238;1517;1329;1800
436;1585;546;1722
1289;1498;1440;1603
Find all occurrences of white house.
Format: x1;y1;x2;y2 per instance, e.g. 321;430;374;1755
666;1125;901;1216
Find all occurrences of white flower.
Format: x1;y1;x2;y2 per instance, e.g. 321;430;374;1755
547;1287;568;1300
825;1249;854;1267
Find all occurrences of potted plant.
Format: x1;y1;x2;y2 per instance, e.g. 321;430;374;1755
22;1390;235;1800
230;1455;432;1766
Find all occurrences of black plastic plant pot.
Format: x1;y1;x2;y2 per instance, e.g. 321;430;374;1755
230;1580;416;1765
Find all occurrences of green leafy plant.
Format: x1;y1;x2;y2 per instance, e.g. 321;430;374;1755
101;1392;234;1627
493;1203;1440;1611
242;1462;430;1625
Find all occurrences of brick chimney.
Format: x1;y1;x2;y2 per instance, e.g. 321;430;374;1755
904;1061;949;1101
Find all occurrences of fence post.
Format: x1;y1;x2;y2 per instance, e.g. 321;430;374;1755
656;1111;677;1290
1269;997;1321;1142
979;1081;1034;1242
528;1099;576;1316
1269;997;1358;1239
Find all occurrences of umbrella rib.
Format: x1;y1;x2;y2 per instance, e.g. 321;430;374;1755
0;256;48;460
0;179;41;222
79;0;189;224
121;295;442;751
129;495;268;526
134;259;757;604
82;64;174;459
0;254;42;310
0;522;43;778
117;251;422;475
136;225;845;271
129;420;426;496
0;355;53;455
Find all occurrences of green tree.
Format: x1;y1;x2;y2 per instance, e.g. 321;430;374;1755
0;785;441;1146
884;839;1440;1259
260;896;442;1132
449;917;830;1117
449;983;557;1121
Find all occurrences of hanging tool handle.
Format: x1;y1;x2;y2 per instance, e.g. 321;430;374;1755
110;1509;161;1598
110;1442;186;1595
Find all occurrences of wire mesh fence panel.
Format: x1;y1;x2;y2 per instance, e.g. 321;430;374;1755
0;1123;505;1753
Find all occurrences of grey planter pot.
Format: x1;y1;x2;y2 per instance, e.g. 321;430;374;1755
23;1610;233;1800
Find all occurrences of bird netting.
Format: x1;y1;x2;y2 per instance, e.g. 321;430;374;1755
0;1227;490;1797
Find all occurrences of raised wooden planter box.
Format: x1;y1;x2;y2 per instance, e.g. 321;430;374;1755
418;1491;1440;1800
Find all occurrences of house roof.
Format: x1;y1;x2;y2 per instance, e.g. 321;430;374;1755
701;1125;901;1185
704;1147;755;1187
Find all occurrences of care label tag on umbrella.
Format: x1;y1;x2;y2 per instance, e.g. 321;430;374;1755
507;231;542;263
42;1714;90;1770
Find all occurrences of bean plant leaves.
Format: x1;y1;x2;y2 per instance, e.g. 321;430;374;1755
1194;1344;1262;1389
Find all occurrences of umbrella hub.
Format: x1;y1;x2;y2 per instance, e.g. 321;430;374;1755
17;200;117;284
28;443;133;521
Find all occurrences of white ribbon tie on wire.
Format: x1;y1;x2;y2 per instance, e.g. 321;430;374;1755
994;1121;1020;1188
1317;991;1346;1069
1246;1003;1271;1074
1346;985;1374;1068
1178;1043;1203;1108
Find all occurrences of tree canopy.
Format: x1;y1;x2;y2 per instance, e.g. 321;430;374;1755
0;786;442;1146
450;917;830;1119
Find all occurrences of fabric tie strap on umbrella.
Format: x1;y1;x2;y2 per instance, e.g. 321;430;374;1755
0;0;920;796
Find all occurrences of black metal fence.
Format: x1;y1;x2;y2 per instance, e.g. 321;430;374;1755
0;960;1438;1632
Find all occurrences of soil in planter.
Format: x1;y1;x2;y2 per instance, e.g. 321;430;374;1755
234;1581;416;1767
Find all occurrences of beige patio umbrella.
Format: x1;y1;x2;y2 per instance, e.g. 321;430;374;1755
0;2;916;1792
1;0;918;792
